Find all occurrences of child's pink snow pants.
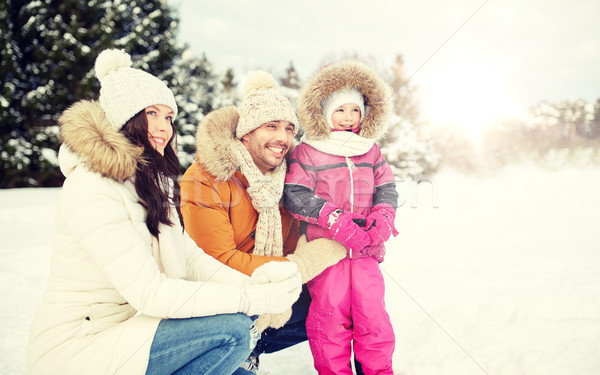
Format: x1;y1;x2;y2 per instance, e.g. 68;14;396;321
306;256;395;374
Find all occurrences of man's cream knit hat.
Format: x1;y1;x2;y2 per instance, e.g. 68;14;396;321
236;71;298;138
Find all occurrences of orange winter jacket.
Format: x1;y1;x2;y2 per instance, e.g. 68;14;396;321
181;163;298;276
180;106;299;276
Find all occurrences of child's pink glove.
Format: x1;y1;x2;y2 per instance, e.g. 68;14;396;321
366;204;399;246
318;203;371;255
366;245;386;263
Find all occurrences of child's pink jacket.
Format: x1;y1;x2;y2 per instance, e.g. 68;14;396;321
284;141;397;259
283;60;398;374
284;141;397;374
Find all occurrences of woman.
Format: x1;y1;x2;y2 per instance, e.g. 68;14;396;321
27;49;302;375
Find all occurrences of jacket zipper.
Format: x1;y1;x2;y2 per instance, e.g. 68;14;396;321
346;156;355;258
346;156;355;213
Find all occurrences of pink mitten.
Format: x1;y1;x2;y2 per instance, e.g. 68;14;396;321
367;245;386;263
318;203;371;255
366;204;399;246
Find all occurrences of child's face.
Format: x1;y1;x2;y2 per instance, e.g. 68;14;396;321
331;103;361;131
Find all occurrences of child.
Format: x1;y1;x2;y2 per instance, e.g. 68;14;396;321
284;61;399;374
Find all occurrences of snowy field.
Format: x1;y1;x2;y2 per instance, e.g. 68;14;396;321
2;164;600;375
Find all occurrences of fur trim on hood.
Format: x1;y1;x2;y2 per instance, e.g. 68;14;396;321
297;61;392;141
58;100;143;181
194;106;296;181
194;106;241;181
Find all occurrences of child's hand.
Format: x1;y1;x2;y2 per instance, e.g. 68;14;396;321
317;203;371;254
366;204;399;246
328;210;371;254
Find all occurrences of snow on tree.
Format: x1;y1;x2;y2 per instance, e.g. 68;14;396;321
1;0;243;186
1;0;184;187
529;99;590;144
314;53;440;180
588;98;600;139
170;50;240;168
376;55;440;180
479;98;600;171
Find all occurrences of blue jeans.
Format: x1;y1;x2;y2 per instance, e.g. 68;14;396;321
145;313;257;375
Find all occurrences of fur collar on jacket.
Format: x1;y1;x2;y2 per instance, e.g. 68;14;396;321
298;61;392;141
194;106;295;181
194;106;240;181
58;100;142;181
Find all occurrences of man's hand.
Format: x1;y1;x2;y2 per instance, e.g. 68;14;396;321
287;235;346;283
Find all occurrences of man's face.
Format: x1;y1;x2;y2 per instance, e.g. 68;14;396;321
241;120;295;174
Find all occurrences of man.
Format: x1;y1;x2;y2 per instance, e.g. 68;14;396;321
180;71;345;373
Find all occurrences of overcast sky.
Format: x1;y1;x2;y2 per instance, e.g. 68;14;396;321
169;0;600;136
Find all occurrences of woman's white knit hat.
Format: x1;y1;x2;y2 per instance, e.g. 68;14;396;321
95;49;178;130
322;88;365;128
236;71;298;139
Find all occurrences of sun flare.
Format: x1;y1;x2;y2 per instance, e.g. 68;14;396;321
420;56;517;139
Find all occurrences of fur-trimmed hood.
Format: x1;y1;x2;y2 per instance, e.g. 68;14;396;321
194;106;241;181
58;100;143;181
297;61;392;141
194;106;295;181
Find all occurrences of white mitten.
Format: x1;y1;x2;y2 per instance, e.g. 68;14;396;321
241;261;302;316
250;261;299;284
287;235;346;283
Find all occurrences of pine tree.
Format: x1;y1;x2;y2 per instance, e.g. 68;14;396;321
589;98;600;139
170;51;240;168
1;0;183;187
575;98;600;140
529;99;589;147
280;61;301;90
221;68;236;92
316;53;440;180
378;55;440;180
277;61;302;119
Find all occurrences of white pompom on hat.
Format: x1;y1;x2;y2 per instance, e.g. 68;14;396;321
95;49;178;130
236;70;298;139
322;88;365;129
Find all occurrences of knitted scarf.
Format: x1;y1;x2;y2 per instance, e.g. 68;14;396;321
232;140;285;257
301;131;375;157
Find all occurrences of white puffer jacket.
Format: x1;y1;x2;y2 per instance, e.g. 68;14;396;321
27;100;250;375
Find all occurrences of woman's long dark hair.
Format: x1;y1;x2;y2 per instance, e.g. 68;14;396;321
121;111;183;237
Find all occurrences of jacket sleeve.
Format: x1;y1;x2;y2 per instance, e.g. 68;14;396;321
180;165;289;276
61;172;246;319
183;231;250;285
283;145;329;224
281;210;300;255
372;146;399;210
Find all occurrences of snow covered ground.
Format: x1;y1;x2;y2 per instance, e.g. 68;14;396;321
2;164;599;375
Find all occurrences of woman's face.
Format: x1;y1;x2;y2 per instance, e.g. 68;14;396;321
145;104;174;156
